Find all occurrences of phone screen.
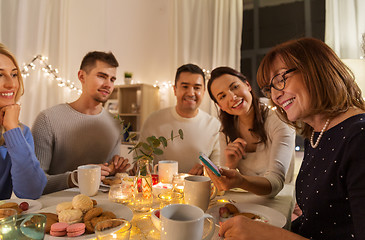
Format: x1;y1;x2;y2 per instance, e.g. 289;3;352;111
199;153;221;177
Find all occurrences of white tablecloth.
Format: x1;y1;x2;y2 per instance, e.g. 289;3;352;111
28;183;295;239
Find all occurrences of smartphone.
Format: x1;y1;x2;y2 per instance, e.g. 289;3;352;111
199;153;222;177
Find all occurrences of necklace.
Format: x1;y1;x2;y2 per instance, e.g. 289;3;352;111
310;119;330;148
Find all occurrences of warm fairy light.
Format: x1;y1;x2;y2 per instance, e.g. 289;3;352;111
217;199;230;203
21;55;82;95
153;81;172;89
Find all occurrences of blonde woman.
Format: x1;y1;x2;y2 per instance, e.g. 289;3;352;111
0;43;47;200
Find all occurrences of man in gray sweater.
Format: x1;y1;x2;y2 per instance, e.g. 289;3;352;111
32;51;130;194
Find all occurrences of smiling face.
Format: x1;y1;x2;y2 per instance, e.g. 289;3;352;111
270;56;310;122
79;60;117;103
210;73;252;116
174;72;205;118
0;54;20;108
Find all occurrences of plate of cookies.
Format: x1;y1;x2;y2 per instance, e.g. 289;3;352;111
0;198;42;214
39;194;133;239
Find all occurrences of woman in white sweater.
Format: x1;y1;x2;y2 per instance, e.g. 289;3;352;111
207;67;295;197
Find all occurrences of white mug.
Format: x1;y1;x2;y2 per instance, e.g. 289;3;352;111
160;204;215;240
184;175;216;212
71;165;101;196
153;160;178;183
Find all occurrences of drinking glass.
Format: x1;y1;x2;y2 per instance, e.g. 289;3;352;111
172;173;190;193
0;208;17;239
18;214;46;239
158;191;183;209
95;219;131;240
109;182;134;204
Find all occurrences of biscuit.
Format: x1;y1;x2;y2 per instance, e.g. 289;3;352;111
56;202;73;214
84;220;94;233
0;202;18;209
58;209;83;224
84;207;103;222
102;178;122;186
233;212;261;220
92;199;97;206
72;194;93;213
101;211;116;219
0;202;23;214
67;223;85;237
225;203;239;214
40;212;59;233
50;222;69;237
91;216;113;228
94;218;113;231
39;212;58;222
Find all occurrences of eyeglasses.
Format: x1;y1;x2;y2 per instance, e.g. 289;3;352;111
261;68;297;98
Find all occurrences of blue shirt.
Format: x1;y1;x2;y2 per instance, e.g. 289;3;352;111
0;125;47;200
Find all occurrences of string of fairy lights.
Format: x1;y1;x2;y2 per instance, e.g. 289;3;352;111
21;55;82;95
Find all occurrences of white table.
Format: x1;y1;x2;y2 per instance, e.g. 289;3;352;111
35;183;295;239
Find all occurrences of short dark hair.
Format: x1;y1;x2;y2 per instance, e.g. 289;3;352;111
80;51;119;73
174;63;205;86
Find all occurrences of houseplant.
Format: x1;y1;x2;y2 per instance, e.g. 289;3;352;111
124;72;133;84
115;115;184;211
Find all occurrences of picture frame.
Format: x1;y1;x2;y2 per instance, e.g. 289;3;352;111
105;99;118;114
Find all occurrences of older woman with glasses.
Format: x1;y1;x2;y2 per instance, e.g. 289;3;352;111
210;38;365;240
206;67;296;197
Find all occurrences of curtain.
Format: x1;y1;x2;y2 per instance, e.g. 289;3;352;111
0;0;75;127
325;0;365;58
171;0;243;114
0;0;243;126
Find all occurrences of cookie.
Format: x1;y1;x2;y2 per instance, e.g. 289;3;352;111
91;216;113;228
84;207;103;222
225;203;239;214
94;218;113;231
67;223;86;237
56;202;73;214
0;202;18;209
50;222;69;237
72;194;93;213
102;178;122;186
58;209;83;224
92;199;97;206
84;220;95;233
0;202;23;214
101;211;116;219
39;212;58;233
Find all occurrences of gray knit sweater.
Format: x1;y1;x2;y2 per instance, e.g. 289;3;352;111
31;104;121;194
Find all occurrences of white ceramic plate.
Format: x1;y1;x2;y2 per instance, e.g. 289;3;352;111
40;200;133;240
0;199;42;214
206;203;286;228
229;188;248;193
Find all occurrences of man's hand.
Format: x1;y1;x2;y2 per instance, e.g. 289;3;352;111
101;155;131;177
188;163;204;175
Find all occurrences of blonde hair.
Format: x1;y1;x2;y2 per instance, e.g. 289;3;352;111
257;38;365;139
0;43;24;145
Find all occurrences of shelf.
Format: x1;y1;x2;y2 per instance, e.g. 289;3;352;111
107;84;160;141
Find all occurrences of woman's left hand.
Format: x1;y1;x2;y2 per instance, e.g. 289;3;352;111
0;104;20;131
225;138;246;169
